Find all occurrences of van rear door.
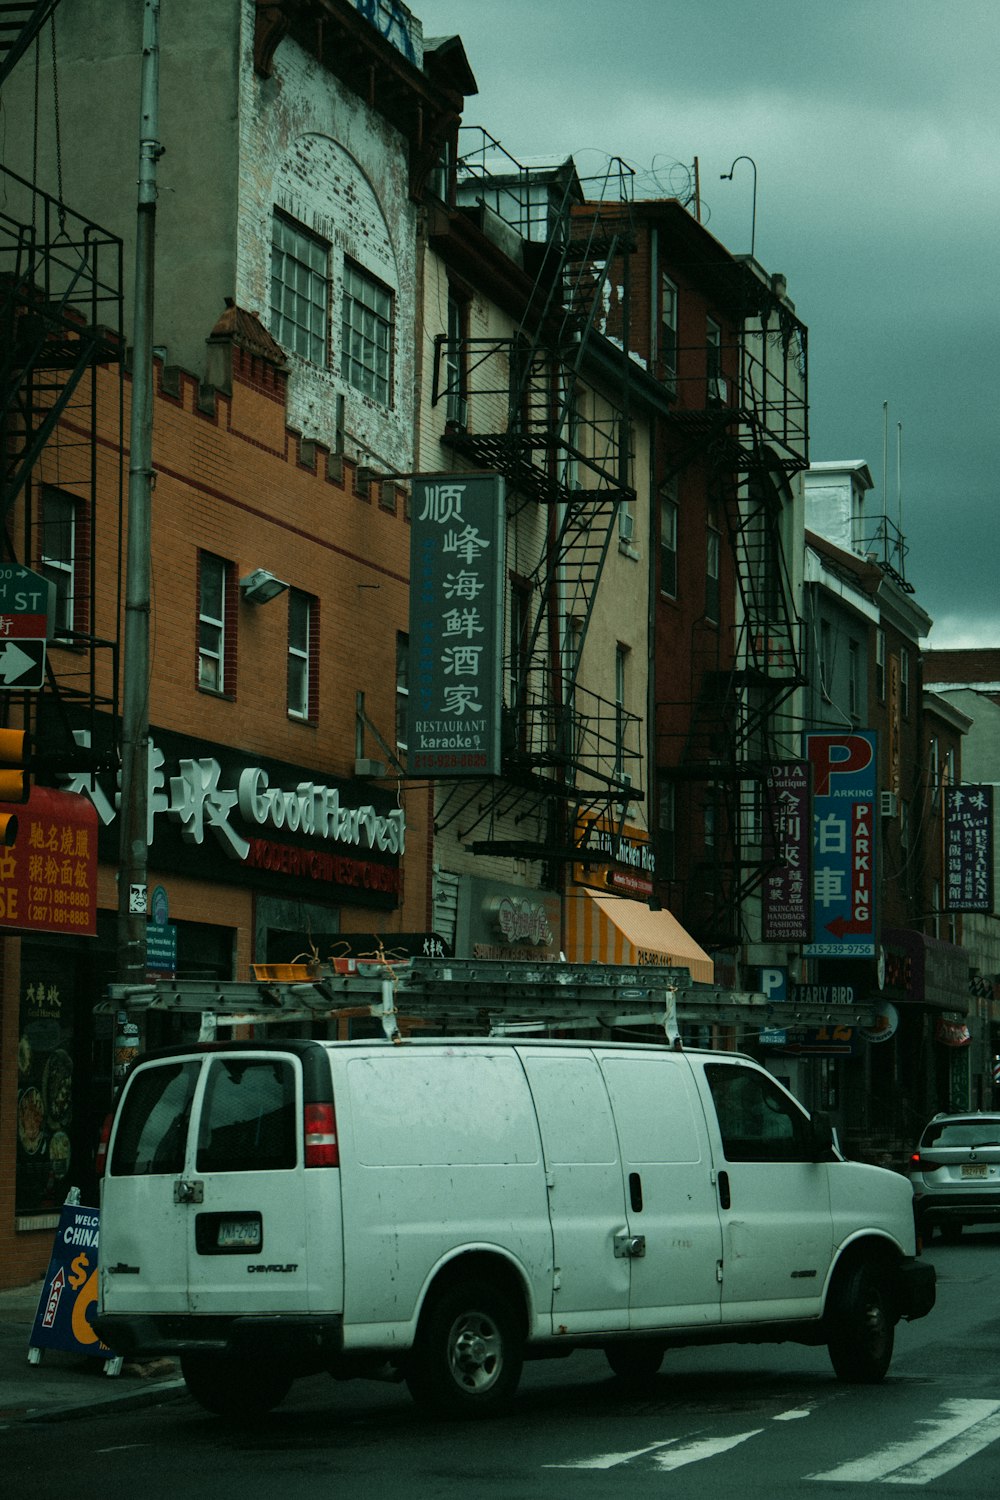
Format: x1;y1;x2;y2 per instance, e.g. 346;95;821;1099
101;1045;341;1318
101;1057;199;1316
184;1052;317;1314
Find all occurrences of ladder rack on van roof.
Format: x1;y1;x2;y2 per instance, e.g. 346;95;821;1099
99;956;824;1043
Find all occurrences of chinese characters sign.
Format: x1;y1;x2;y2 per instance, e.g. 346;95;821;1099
944;784;993;912
408;474;505;776
805;731;877;957
762;762;811;943
55;720;405;909
0;786;97;936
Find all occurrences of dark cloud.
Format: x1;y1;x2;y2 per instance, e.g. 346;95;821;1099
419;0;1000;645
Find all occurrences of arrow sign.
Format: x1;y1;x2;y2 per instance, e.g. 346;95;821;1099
0;638;45;689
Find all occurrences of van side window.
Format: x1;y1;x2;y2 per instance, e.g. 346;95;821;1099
110;1062;200;1176
705;1064;811;1163
196;1058;297;1173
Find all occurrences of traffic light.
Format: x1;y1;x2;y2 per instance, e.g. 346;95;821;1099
0;728;30;844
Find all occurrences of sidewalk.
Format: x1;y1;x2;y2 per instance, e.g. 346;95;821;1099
0;1279;185;1425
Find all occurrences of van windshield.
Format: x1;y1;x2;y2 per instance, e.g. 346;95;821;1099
110;1061;200;1176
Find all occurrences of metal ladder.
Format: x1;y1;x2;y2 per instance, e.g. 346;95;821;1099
101;956;785;1044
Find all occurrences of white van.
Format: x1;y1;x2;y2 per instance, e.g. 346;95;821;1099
95;1031;934;1418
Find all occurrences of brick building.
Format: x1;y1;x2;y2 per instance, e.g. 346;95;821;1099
0;0;466;1286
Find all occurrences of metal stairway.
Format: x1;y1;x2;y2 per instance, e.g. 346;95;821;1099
430;138;642;865
0;0;62;89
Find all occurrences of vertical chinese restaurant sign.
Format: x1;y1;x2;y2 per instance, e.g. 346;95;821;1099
805;731;877;958
0;787;98;936
943;784;993;912
408;473;505;777
762;761;812;943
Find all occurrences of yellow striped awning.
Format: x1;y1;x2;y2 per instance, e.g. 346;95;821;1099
564;890;714;984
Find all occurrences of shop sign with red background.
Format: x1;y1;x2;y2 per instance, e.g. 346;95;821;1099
0;787;97;937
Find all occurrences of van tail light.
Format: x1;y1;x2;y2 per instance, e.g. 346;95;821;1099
95;1113;113;1178
304;1102;339;1167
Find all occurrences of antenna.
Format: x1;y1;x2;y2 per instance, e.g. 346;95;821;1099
882;400;888;524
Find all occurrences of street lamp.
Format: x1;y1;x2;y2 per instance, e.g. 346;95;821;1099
720;156;757;261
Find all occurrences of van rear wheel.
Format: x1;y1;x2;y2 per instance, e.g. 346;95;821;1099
606;1342;665;1383
180;1351;292;1418
826;1261;894;1383
406;1279;523;1418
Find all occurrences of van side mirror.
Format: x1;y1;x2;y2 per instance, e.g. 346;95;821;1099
808;1109;835;1160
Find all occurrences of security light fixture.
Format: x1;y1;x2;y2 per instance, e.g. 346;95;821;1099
240;568;289;605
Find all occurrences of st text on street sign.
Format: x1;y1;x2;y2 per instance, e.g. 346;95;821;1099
0;564;53;691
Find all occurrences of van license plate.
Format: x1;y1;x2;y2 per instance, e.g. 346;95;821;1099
962;1164;988;1178
218;1218;262;1249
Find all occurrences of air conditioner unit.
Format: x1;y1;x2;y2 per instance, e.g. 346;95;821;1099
708;376;728;404
880;791;899;818
619;509;635;542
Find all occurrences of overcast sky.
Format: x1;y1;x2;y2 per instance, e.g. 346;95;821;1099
417;0;999;648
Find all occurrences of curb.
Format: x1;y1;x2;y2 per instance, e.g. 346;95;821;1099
8;1375;188;1425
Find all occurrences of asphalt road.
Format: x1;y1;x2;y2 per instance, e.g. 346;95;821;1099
4;1227;999;1499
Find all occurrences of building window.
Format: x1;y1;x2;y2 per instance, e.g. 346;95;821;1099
342;260;393;404
900;644;910;718
706;527;721;623
658;778;676;881
287;590;317;722
848;638;861;720
270;213;330;364
445;286;468;429
706;318;725;402
875;627;886;701
660;272;678;382
820;620;833;699
198;552;235;695
396;632;409;757
39;485;84;637
660;488;678;598
615;642;629;781
619;499;636;546
929;735;940;809
945;746;956;787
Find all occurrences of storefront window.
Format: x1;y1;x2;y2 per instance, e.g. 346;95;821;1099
15;962;75;1215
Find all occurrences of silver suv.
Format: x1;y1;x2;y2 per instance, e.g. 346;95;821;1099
909;1112;1000;1241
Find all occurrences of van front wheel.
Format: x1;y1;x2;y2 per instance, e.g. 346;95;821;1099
826;1261;894;1383
406;1279;523;1417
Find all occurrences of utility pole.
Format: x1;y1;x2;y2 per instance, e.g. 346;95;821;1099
117;0;162;983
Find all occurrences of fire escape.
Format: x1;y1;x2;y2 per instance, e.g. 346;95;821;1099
1;4;124;782
426;134;641;873
659;256;809;947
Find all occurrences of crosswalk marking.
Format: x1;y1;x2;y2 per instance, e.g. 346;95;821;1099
547;1439;678;1470
651;1428;764;1471
809;1399;1000;1485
